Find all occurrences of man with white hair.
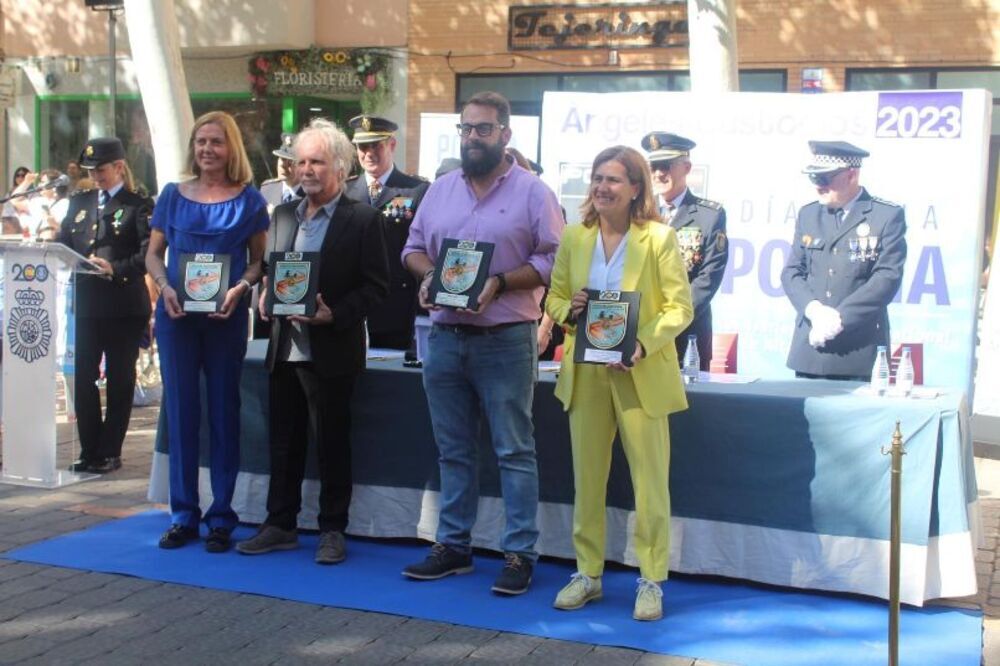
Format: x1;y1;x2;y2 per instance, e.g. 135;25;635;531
237;118;390;564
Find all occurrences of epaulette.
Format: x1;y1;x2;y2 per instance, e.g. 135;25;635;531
871;196;901;208
260;177;281;185
346;174;361;182
71;188;94;196
696;197;722;211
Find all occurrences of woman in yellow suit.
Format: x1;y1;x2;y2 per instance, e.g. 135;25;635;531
546;145;693;621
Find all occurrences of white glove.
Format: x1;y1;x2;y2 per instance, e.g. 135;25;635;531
805;301;843;347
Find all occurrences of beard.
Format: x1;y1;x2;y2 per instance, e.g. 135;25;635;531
460;140;505;177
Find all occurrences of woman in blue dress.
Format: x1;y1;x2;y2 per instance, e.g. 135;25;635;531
146;111;269;553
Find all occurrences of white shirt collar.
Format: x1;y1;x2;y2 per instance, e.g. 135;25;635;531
364;165;394;188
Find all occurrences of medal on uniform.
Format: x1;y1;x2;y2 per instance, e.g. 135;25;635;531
112;209;124;234
868;235;879;261
75;210;86;224
848;237;860;263
677;227;703;271
856;222;871;238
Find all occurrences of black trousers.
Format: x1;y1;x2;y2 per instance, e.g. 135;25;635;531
265;361;357;533
74;315;147;460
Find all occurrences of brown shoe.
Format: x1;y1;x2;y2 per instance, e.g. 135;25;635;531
235;525;298;555
315;531;346;565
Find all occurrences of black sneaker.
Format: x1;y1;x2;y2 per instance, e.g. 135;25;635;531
491;552;533;595
402;543;473;580
158;524;199;549
205;527;233;553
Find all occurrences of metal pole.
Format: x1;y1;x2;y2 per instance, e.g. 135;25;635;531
881;421;905;666
108;9;117;136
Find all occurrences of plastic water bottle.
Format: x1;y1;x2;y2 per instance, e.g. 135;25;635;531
896;346;914;396
870;345;890;395
682;334;700;384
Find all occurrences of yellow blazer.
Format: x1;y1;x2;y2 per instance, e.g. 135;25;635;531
546;220;694;418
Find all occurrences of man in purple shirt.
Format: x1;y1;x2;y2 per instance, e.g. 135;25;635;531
400;91;563;596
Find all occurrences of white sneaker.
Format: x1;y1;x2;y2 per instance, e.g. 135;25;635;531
553;573;602;610
633;577;663;621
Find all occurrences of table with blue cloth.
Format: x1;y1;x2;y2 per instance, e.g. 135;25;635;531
149;340;979;606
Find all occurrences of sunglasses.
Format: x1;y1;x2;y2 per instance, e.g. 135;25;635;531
456;123;505;138
649;160;677;172
807;169;849;187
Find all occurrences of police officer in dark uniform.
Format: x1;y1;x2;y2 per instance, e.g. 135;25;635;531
255;132;301;339
781;141;907;380
642;132;727;370
58;137;153;473
344;115;429;350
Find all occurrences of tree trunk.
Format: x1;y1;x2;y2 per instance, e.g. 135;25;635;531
687;0;740;92
123;0;193;191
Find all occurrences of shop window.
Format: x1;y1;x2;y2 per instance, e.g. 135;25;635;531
846;71;933;91
739;70;786;92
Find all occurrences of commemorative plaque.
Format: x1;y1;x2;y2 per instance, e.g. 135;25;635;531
265;251;320;317
574;289;641;366
428;238;495;310
178;253;231;313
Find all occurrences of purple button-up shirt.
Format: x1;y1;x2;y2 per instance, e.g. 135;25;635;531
402;160;564;326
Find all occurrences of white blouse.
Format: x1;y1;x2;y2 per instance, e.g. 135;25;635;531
587;228;629;291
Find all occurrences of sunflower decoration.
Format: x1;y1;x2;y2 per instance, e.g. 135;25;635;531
322;51;335;63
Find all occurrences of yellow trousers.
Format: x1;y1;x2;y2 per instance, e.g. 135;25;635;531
567;363;671;581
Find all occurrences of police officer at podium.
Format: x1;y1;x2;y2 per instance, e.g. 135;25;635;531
642;132;727;370
344;115;429;350
780;141;907;380
58;137;153;473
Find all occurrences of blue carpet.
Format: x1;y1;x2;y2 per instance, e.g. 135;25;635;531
3;511;981;666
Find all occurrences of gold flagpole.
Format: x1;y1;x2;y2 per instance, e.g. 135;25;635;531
882;421;906;666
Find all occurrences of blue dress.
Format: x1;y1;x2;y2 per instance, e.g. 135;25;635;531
152;182;269;532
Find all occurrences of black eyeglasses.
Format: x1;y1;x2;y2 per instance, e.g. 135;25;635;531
456;123;505;137
807;169;848;187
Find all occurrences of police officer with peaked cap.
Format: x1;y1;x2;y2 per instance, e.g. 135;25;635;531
58;137;154;473
255;132;302;339
344;114;429;350
642;131;728;371
780;140;907;380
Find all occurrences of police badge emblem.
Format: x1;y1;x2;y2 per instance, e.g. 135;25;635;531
428;238;495;309
574;289;642;366
184;261;222;301
6;288;52;364
440;247;482;295
585;301;628;350
178;253;231;313
266;251;320;316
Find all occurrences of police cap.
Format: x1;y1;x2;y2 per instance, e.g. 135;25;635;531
802;140;869;174
79;137;125;168
272;132;296;160
349;115;398;145
641;132;696;163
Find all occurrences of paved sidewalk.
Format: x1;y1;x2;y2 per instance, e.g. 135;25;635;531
0;405;993;664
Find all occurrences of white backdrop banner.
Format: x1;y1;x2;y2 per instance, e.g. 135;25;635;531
540;90;993;393
418;113;540;181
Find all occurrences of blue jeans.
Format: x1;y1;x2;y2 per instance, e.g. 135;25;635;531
423;322;540;561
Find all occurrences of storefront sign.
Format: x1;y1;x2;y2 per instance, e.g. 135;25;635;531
248;48;391;108
509;2;688;51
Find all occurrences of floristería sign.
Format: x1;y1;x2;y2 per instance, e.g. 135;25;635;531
248;47;393;112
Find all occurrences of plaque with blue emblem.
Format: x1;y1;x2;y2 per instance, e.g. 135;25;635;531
574;289;641;366
179;253;230;313
429;238;495;310
265;251;320;316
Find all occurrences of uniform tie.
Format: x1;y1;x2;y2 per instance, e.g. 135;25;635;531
830;207;845;228
368;179;383;205
98;190;109;208
661;202;676;222
282;190;295;204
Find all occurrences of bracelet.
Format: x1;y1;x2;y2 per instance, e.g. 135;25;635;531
493;272;507;295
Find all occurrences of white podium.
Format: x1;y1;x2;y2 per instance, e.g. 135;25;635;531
0;239;104;487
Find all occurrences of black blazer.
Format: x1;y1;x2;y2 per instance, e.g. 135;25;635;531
781;188;907;377
670;190;727;364
264;194;390;377
344;166;430;345
57;187;153;318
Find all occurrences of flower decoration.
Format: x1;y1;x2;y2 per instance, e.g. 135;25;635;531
247;47;393;112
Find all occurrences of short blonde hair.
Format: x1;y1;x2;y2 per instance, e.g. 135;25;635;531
579;146;658;228
293;117;355;177
186;111;254;185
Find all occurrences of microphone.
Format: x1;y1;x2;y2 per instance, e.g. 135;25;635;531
0;174;69;204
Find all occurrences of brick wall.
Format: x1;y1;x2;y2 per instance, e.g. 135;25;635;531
405;0;1000;171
